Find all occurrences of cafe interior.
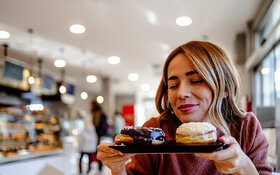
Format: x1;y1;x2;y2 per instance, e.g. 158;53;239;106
0;0;280;174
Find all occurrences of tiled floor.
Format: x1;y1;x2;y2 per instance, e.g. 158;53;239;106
64;136;112;175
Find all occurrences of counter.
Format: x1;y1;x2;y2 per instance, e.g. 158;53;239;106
0;138;77;175
0;149;63;164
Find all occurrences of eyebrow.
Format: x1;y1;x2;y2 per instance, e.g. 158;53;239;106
186;70;198;76
168;70;198;80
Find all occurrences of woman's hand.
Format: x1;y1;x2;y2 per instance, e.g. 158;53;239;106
97;143;135;175
196;135;258;175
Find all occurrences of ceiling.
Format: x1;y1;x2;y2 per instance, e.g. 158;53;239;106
0;0;262;96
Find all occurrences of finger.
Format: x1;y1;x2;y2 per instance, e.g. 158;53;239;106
97;143;122;155
219;135;238;145
196;144;239;161
101;153;135;160
98;150;135;161
102;154;133;164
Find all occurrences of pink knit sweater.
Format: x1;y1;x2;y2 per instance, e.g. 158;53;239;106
126;112;273;175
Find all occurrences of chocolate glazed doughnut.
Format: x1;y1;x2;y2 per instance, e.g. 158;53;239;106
114;126;166;145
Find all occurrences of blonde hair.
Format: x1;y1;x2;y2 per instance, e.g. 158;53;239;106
155;41;245;135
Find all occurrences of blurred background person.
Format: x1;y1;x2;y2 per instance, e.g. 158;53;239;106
78;114;98;175
90;101;110;172
113;111;125;136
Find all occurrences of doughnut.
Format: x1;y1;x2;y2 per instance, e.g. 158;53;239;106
114;126;165;145
176;122;217;144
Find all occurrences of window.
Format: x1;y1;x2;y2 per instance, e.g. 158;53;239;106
275;43;280;98
255;1;280;48
254;70;261;106
261;52;275;106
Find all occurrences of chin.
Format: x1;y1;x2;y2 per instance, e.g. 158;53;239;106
176;114;206;123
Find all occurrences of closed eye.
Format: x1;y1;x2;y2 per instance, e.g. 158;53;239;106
191;80;204;84
168;84;178;89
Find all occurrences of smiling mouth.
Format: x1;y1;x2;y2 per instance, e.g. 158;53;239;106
178;104;198;112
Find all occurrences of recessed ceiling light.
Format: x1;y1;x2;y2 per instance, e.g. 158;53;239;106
54;59;66;68
96;95;104;104
80;92;88;100
141;83;151;91
86;75;97;83
146;11;158;25
108;56;120;64
160;43;170;51
128;73;139;81
149;90;156;98
0;30;10;39
69;24;85;34
176;16;192;27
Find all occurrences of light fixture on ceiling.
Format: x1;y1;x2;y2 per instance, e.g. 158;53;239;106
0;30;10;39
149;90;156;98
128;73;139;81
27;28;37;86
141;83;151;91
86;75;97;83
96;95;104;104
34;58;43;85
146;11;158;25
160;43;170;52
176;16;192;27
59;84;67;94
54;59;66;68
69;24;85;34
108;56;120;64
80;92;88;100
59;68;67;94
28;74;35;85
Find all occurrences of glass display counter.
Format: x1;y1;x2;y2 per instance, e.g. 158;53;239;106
0;106;62;164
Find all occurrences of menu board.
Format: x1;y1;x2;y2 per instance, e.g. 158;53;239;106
3;58;24;81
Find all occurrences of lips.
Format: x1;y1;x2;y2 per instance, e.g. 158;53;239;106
178;104;198;112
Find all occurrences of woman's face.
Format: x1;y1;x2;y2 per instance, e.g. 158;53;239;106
167;53;213;123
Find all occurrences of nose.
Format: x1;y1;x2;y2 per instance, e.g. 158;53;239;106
177;83;191;99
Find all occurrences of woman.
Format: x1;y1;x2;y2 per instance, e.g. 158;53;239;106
78;116;98;175
97;41;273;175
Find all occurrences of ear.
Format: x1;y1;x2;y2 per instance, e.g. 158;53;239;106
223;91;229;98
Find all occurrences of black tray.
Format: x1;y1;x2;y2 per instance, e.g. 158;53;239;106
109;140;227;154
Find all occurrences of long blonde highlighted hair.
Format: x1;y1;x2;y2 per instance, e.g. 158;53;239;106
155;41;245;135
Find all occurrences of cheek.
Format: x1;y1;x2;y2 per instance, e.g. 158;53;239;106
168;91;175;105
199;87;213;104
167;90;176;106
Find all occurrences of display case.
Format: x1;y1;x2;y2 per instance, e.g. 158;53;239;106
0;106;62;162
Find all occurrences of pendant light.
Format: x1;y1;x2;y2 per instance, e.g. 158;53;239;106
27;28;35;85
59;68;66;94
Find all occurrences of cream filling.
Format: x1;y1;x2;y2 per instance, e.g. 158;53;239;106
152;139;165;145
176;131;217;144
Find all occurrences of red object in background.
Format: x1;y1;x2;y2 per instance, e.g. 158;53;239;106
91;153;98;162
246;95;252;112
122;104;134;126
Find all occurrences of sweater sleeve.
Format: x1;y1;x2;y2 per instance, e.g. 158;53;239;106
243;112;273;174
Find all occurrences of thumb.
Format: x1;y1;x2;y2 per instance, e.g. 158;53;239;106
219;135;237;145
